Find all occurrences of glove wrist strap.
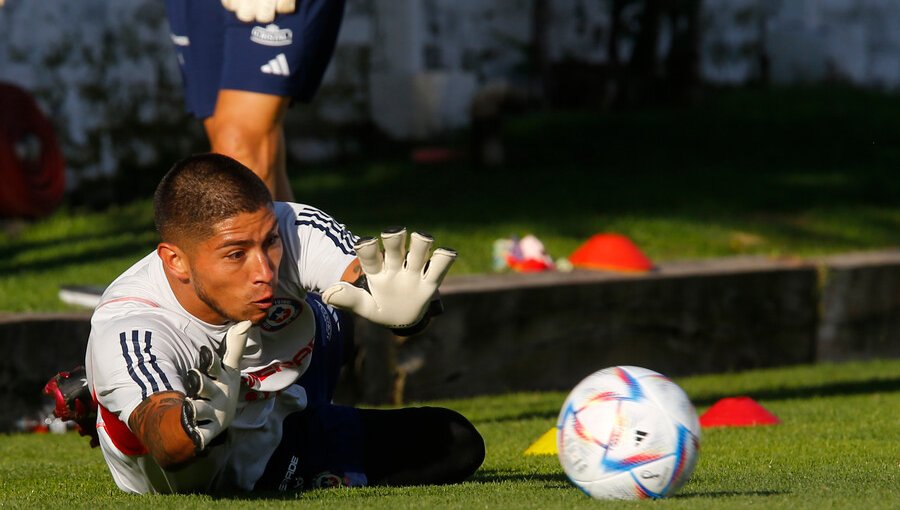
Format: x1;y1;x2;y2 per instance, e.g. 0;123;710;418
390;294;444;337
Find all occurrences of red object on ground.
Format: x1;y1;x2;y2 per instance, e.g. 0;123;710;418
568;233;654;272
699;396;780;428
0;82;65;218
411;147;460;164
506;255;553;272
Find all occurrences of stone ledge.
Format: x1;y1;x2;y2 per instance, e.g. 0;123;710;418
441;255;814;293
816;249;900;268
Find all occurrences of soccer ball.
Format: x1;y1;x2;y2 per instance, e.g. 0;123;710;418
557;366;701;500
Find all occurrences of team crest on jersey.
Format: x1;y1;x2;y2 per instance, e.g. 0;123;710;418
261;298;302;332
251;24;293;46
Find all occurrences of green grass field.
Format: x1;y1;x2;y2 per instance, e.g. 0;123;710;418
1;359;897;509
4;86;900;312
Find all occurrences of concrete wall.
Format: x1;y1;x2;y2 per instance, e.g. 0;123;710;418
4;252;900;429
0;313;91;432
817;252;900;362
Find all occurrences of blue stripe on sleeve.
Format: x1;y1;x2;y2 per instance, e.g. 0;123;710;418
143;331;173;391
119;331;148;399
131;330;160;394
295;206;357;255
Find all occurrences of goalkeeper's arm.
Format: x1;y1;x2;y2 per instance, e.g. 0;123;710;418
128;391;196;469
128;321;249;469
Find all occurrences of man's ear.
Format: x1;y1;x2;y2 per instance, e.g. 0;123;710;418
157;242;191;282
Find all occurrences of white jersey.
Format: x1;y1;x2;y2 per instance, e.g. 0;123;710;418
85;202;357;494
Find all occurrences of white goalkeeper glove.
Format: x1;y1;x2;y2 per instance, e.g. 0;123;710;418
181;320;250;452
221;0;295;23
323;228;456;330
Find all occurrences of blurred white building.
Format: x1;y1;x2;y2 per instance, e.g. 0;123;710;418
2;0;900;177
702;0;900;86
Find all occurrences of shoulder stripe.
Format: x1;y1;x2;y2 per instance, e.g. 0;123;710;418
142;331;173;391
130;330;160;394
118;330;172;399
119;332;148;399
295;220;355;255
295;207;358;255
296;206;349;237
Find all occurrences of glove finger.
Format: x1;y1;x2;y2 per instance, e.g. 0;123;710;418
221;0;236;11
198;345;215;375
354;237;382;276
423;248;457;285
180;401;205;451
182;399;198;426
223;320;251;369
190;399;219;422
189;368;223;400
199;345;222;379
185;369;204;398
183;401;217;450
196;427;217;450
405;232;434;274
276;0;295;13
322;283;375;315
381;227;407;272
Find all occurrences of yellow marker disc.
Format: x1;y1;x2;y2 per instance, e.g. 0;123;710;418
523;427;558;456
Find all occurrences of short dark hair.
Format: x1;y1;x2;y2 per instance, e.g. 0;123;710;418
153;153;273;244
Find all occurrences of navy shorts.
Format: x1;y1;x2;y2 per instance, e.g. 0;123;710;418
254;293;366;491
164;0;346;118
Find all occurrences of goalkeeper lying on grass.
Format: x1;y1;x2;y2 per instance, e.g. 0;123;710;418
45;153;484;494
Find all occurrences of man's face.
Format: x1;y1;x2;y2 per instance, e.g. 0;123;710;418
184;206;283;325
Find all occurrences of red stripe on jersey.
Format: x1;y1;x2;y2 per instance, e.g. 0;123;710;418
96;296;161;309
93;297;157;456
98;404;148;456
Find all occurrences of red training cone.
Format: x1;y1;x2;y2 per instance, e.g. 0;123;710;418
699;397;780;428
568;233;653;272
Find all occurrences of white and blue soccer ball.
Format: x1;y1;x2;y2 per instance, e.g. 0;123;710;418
557;366;701;500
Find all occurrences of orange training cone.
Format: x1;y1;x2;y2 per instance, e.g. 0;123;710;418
568;233;653;272
699;397;780;428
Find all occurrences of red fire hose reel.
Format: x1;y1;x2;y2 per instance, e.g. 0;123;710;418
0;82;65;218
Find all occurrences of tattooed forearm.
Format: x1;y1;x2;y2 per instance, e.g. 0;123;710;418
129;391;196;469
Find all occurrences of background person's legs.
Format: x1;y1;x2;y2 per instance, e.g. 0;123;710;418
167;0;346;202
203;89;293;201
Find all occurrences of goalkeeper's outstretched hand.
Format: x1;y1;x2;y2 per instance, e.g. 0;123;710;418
221;0;295;23
180;320;249;453
322;228;456;329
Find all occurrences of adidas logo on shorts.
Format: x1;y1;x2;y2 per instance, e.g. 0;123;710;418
261;53;291;76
